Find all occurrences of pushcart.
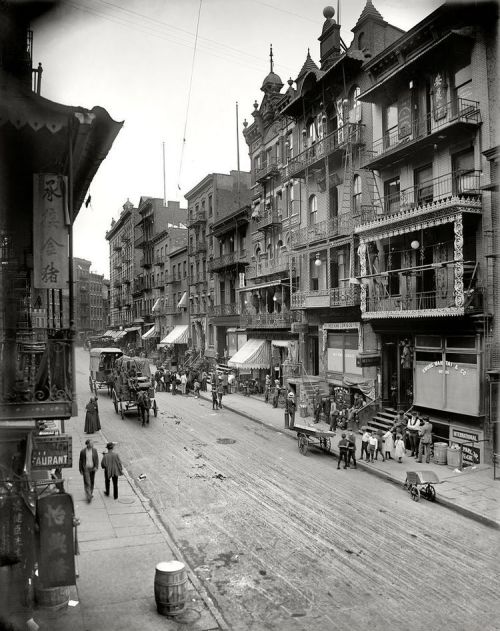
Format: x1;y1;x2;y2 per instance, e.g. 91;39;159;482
89;347;123;396
292;422;335;456
111;356;158;420
403;470;441;502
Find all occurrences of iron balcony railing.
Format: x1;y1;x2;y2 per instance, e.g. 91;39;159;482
208;250;248;272
240;311;297;328
291;286;360;309
255;159;281;183
254;209;281;231
187;209;206;226
207;304;239;317
365;287;483;314
291;215;354;247
154;256;165;266
246;255;289;279
1;331;73;420
365;98;481;166
356;170;482;227
284;122;362;179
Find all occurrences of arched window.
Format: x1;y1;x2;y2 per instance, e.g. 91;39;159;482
358;32;365;50
309;194;318;224
352;175;362;216
254;244;261;259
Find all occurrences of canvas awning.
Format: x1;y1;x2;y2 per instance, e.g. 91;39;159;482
125;326;141;333
177;292;187;309
103;330;115;337
113;331;127;340
141;326;157;340
159;325;189;346
272;340;289;348
228;339;271;369
152;298;161;312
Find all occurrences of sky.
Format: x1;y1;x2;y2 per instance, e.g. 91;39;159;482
33;0;442;276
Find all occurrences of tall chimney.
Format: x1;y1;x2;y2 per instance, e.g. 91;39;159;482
319;6;341;70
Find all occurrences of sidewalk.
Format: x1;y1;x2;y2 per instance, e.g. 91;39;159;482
202;389;500;530
31;420;226;631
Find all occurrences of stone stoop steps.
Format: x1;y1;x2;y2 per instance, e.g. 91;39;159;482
364;407;399;434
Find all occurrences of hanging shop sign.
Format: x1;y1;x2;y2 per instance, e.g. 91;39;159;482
33;173;69;289
432;73;448;121
31;435;72;469
0;495;35;568
356;353;381;367
37;493;75;587
398;95;412;138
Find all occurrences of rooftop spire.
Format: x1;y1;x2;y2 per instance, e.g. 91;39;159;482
270;44;274;73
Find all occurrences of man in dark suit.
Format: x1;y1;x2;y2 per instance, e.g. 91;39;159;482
417;417;433;463
79;438;99;503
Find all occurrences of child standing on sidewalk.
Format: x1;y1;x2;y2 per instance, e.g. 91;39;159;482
361;429;371;461
368;431;378;462
383;429;394;460
376;428;385;461
394;433;405;463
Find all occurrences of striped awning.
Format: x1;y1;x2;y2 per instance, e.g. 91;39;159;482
141;326;157;340
159;324;189;346
228;338;271;369
272;340;289;348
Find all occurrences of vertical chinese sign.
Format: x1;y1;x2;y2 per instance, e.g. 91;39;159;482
37;494;75;587
33;174;69;290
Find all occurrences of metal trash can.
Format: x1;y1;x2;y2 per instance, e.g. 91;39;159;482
433;442;448;465
447;447;462;468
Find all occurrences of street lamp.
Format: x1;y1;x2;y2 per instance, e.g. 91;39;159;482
314;253;322;267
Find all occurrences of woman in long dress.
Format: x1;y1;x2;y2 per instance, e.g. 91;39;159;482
84;396;101;434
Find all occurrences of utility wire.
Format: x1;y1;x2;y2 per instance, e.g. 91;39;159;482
177;0;203;193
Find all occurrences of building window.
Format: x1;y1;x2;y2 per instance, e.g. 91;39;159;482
384;176;400;215
352;175;362;215
208;194;213;217
309;194;317;225
383;101;398;147
349;85;361;122
414;165;433;205
327;330;362;376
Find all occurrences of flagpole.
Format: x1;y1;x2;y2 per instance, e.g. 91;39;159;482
236;101;241;208
162;141;166;206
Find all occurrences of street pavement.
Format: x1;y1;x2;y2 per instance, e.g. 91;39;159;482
199;388;500;530
28;383;499;631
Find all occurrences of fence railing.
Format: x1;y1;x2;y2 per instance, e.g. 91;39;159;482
366;98;480;162
356;170;482;226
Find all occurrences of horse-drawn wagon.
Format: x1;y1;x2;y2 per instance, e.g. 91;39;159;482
111;356;158;420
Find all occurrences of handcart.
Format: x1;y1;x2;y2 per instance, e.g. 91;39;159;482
111;355;158;420
292;422;335;456
89;347;123;396
403;470;441;502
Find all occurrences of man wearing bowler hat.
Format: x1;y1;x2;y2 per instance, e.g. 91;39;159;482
101;442;123;500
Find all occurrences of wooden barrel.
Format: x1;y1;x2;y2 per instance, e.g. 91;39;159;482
154;560;187;616
433;442;448;465
34;583;70;610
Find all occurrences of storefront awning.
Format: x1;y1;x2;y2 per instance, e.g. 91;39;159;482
152;298;161;313
141;326;157;340
103;330;115;337
228;338;271;369
114;331;127;340
125;326;141;333
159;324;189;346
272;340;289;348
237;280;282;292
177;292;187;309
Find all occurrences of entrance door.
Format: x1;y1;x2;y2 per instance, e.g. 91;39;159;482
382;335;414;409
309;334;319;376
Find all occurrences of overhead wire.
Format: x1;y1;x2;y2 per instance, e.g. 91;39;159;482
177;0;203;193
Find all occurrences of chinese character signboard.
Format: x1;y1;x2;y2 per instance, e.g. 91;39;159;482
0;495;35;568
31;435;72;469
432;73;448;121
33;174;69;289
37;493;75;587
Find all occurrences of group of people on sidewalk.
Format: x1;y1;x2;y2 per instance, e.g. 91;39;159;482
78;439;123;502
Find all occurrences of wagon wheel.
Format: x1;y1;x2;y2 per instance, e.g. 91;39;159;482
153;400;158;417
410;486;420;502
298;434;308;456
425;484;436;502
319;437;325;450
323;437;331;453
112;390;118;414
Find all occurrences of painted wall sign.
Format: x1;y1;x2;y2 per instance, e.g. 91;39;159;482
37;493;75;587
33;174;69;289
31;435;72;469
422;360;467;376
432;73;448;121
356;354;381;367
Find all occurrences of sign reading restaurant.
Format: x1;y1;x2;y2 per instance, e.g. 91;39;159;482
31;435;72;469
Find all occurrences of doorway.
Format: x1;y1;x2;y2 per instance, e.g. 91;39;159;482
382;335;414;409
309;333;319;376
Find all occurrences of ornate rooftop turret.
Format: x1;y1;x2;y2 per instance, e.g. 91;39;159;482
261;44;283;94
